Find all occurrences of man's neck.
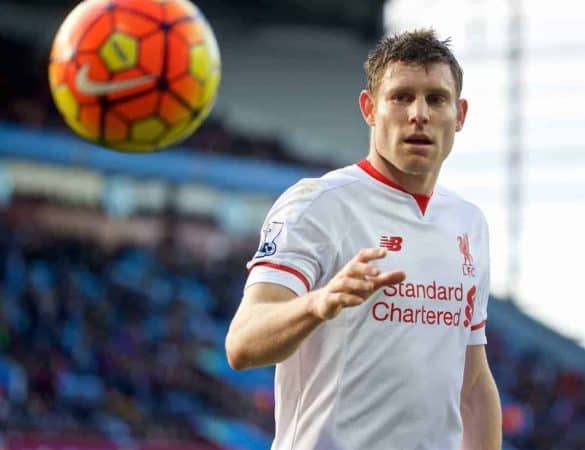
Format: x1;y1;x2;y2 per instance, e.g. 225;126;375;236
367;152;437;196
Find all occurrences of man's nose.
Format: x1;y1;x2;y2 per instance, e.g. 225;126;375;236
408;98;430;126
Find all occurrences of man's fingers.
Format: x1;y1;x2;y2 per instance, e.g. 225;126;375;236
330;277;374;294
329;292;364;307
345;262;381;278
354;248;387;264
369;270;406;288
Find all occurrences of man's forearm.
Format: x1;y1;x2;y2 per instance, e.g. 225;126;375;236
226;291;324;370
461;368;502;450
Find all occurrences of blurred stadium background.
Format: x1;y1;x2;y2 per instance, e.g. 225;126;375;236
0;0;583;449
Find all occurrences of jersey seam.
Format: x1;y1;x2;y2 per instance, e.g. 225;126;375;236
273;176;362;226
330;310;350;443
289;346;303;450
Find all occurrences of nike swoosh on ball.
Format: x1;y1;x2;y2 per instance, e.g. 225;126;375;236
75;64;156;95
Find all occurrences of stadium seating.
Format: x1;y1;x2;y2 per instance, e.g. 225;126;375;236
0;219;273;448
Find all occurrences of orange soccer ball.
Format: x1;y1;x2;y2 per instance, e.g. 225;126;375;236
49;0;221;152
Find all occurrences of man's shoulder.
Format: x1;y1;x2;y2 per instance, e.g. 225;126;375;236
272;165;360;214
435;185;488;222
293;165;361;195
292;165;359;192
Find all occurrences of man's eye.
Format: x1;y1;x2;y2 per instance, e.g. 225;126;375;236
428;95;446;105
393;93;412;102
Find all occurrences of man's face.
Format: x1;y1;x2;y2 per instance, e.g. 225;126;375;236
360;61;467;182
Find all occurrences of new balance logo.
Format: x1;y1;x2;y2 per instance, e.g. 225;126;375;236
379;235;403;252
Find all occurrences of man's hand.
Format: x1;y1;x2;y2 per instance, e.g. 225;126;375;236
308;248;406;320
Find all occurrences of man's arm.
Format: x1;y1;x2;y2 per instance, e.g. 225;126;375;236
460;344;502;450
225;248;405;370
225;282;324;370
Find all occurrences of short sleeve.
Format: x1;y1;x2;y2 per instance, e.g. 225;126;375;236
467;214;490;345
245;179;335;297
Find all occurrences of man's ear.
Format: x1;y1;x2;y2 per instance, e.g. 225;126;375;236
359;90;376;127
456;98;468;132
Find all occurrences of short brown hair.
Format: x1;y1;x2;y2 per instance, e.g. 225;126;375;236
364;29;463;97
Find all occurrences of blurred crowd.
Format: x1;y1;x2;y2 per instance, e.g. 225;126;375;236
0;212;274;448
488;328;585;449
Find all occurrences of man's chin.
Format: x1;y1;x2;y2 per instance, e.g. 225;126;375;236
373;152;436;177
399;161;433;177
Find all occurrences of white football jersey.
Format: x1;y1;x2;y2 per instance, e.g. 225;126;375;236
245;160;490;450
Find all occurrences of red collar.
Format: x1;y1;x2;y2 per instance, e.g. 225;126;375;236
357;159;432;215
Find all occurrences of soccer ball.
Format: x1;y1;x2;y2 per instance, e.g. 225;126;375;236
49;0;221;152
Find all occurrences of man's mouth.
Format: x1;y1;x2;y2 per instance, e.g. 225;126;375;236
404;134;433;145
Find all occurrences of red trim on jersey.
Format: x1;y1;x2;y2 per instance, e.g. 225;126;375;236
357;159;432;215
249;262;311;292
470;320;486;331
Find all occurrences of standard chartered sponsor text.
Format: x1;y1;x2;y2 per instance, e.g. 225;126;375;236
383;280;464;301
371;281;475;328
